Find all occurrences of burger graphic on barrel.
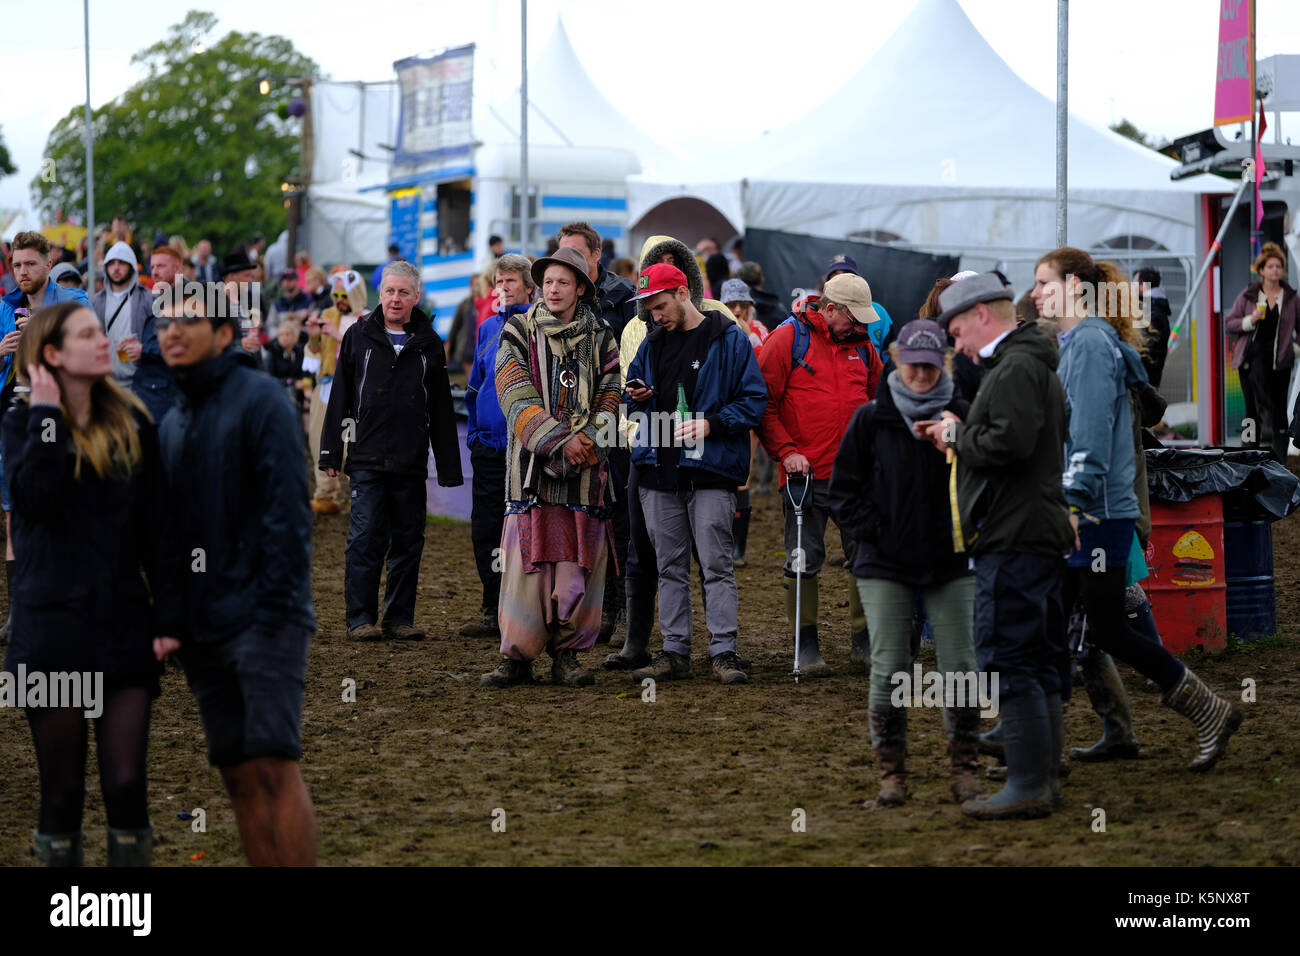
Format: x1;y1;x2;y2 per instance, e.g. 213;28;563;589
1171;530;1216;587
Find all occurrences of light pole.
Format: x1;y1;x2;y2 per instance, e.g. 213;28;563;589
83;0;95;293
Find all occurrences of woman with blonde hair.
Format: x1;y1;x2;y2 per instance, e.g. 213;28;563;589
2;301;177;866
1225;241;1298;461
1032;247;1243;774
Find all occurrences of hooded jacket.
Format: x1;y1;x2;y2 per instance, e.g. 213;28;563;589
950;321;1074;557
319;305;463;485
829;379;971;586
156;347;315;644
467;301;531;451
1056;315;1147;520
626;308;768;487
619;235;746;382
756;295;882;487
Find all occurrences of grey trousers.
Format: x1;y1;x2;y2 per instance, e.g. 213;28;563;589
638;486;738;657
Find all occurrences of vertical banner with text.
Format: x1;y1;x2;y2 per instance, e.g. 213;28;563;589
1213;0;1254;126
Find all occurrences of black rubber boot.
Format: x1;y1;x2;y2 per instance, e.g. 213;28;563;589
108;824;154;867
1071;651;1141;761
962;690;1054;819
1045;693;1065;807
597;571;625;645
787;574;830;677
731;506;752;567
604;576;652;669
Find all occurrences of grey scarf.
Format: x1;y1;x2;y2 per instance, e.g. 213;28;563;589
887;369;954;437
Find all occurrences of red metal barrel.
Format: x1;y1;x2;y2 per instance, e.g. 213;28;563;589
1143;496;1228;655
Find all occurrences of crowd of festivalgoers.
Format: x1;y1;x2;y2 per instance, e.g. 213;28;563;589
4;211;1289;867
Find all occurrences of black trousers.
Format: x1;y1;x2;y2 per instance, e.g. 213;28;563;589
345;469;427;629
973;551;1068;703
469;443;507;613
1240;359;1292;461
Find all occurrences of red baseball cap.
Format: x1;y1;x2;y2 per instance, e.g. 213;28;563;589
632;263;688;301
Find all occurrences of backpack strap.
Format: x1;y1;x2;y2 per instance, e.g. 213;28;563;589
779;315;816;376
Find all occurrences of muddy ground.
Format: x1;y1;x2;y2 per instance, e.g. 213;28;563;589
2;475;1298;867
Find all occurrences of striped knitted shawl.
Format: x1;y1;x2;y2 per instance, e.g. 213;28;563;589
495;301;622;508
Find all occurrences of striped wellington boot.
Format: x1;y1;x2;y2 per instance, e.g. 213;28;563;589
1162;667;1245;772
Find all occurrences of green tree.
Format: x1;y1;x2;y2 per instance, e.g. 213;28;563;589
32;11;319;251
0;126;16;179
1110;119;1168;152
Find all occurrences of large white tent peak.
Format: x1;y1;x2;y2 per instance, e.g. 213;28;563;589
743;0;1226;193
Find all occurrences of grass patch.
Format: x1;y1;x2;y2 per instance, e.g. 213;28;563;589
427;514;470;527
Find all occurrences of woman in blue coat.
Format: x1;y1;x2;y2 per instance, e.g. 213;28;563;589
1032;248;1243;774
3;301;177;866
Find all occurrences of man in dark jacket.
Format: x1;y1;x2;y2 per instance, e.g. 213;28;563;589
921;273;1075;820
153;293;317;866
320;260;463;641
1134;267;1171;388
624;263;768;685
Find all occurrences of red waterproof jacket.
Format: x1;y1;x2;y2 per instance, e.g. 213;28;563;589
757;296;882;487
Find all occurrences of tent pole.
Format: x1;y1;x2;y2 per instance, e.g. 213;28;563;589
1055;0;1068;248
84;0;95;293
519;0;529;257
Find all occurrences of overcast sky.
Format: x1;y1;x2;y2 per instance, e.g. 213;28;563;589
3;0;1298;216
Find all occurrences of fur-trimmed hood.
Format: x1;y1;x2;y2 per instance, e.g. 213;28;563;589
638;235;705;307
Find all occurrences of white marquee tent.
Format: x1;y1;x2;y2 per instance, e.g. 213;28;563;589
628;0;1233;274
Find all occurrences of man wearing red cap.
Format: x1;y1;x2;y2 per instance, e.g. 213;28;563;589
624;263;768;685
757;272;883;677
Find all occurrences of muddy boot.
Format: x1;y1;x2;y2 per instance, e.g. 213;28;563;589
1162;666;1245;771
868;705;907;807
947;705;983;804
1070;651;1140;761
481;657;535;687
962;690;1053;820
107;824;154;867
459;608;500;639
978;721;1004;758
847;580;869;672
787;574;831;677
33;830;83;867
604;577;652;669
632;649;692;682
732;493;752;567
1045;693;1065;807
549;648;595;687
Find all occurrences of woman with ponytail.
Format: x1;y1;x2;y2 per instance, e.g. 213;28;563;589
1032;248;1243;774
2;301;178;866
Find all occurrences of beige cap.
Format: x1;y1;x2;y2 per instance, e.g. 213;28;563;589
823;272;881;325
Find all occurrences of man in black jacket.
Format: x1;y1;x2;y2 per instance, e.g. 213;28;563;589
320;260;464;641
153;292;318;866
920;273;1075;821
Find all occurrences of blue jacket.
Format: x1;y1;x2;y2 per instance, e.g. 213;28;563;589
2;282;90;390
1057;315;1148;519
626;309;769;485
466;302;529;451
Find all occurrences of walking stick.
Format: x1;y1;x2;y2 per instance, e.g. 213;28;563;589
785;468;813;682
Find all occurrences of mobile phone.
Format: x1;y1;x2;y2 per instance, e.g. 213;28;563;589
625;378;649;392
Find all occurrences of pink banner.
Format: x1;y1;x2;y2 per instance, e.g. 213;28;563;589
1214;0;1254;126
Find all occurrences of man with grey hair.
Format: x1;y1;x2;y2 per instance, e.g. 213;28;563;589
320;259;463;640
460;253;535;638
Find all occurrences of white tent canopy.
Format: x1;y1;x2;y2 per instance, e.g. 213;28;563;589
629;0;1231;258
